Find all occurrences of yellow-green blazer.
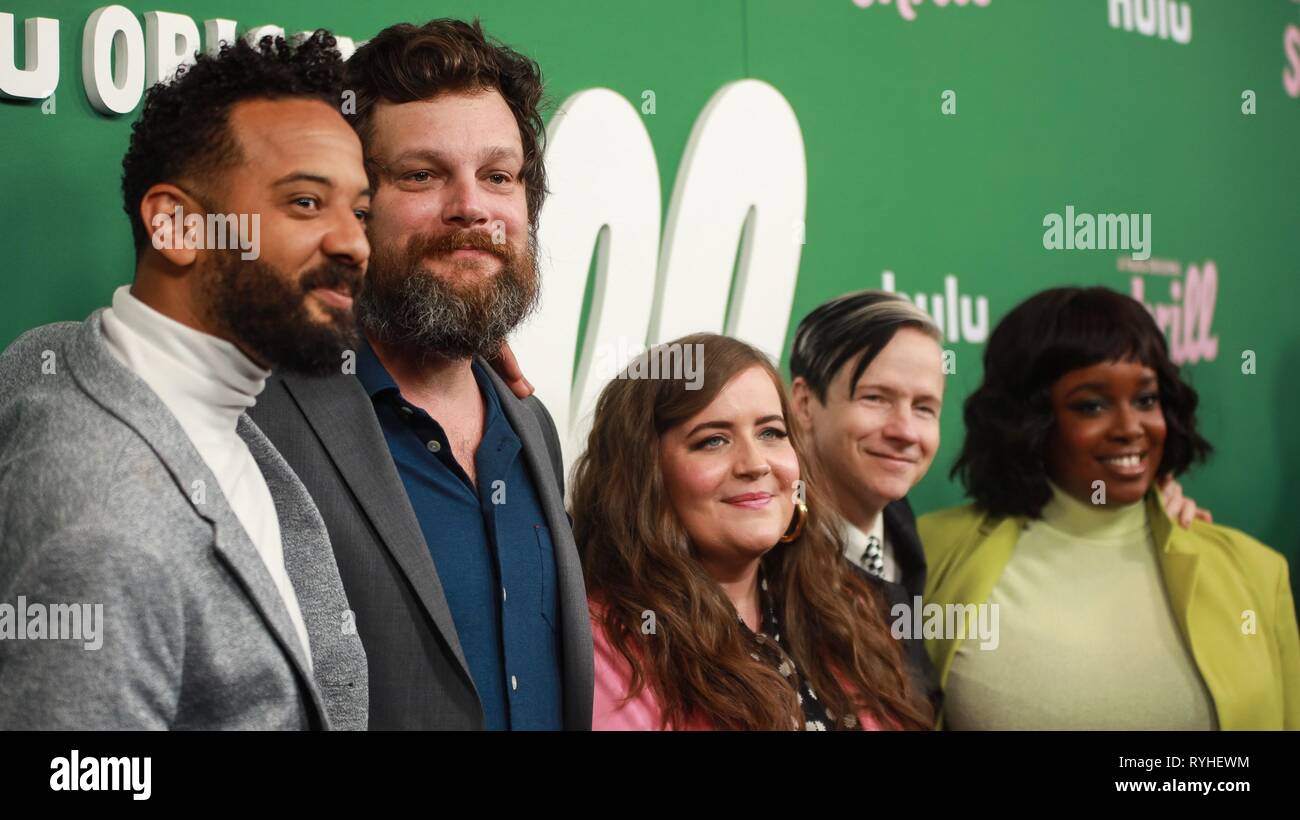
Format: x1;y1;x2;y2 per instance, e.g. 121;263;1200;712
917;489;1300;730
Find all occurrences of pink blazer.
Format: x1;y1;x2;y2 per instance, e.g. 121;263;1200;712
590;599;885;731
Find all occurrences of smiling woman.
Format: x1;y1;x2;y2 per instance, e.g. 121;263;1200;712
1046;358;1166;506
919;287;1300;730
569;332;933;730
952;287;1211;519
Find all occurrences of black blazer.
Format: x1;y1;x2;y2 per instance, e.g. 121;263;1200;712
849;497;942;713
249;359;594;730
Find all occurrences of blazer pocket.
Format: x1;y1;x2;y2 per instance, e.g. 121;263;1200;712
535;524;559;630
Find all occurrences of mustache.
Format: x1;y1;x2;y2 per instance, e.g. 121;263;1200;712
408;228;512;262
299;260;365;298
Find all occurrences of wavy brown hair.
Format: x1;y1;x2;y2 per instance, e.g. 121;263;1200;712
570;333;933;730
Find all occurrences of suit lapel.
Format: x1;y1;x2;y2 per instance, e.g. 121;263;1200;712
1147;493;1229;726
883;498;926;599
240;414;369;729
66;311;328;726
207;504;328;724
930;512;1022;691
479;365;568;536
1150;492;1199;637
478;362;581;605
479;361;594;726
278;371;473;682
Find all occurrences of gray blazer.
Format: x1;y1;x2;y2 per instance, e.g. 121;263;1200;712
0;312;368;730
249;358;595;730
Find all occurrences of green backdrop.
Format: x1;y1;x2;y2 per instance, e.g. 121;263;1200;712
3;0;1298;594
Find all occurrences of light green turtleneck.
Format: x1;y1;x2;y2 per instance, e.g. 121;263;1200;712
943;482;1217;730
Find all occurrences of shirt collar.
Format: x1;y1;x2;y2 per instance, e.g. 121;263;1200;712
354;336;399;399
838;512;885;567
471;358;504;427
353;337;502;428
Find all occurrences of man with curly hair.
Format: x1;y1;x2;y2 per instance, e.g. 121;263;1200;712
0;32;372;729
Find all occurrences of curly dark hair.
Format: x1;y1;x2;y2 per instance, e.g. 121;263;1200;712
951;286;1213;519
344;18;548;226
120;31;347;253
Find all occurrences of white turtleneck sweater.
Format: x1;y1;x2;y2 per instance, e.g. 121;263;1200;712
100;285;313;669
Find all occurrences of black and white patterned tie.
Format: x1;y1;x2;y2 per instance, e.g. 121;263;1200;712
860;534;885;578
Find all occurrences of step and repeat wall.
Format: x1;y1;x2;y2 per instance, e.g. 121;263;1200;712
3;0;1298;585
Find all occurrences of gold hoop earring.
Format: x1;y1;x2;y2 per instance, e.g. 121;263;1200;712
778;501;808;543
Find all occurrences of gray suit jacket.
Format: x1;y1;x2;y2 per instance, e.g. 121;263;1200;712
248;357;595;730
0;312;368;730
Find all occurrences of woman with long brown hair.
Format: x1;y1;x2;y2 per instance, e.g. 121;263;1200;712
570;333;932;730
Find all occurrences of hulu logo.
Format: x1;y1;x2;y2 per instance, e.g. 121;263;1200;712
881;271;989;344
1108;0;1191;45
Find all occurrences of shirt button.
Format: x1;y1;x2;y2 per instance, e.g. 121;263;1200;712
426;440;441;453
511;675;518;691
400;406;414;416
502;587;507;602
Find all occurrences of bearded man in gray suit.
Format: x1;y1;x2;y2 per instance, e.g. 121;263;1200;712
250;19;594;730
0;32;370;730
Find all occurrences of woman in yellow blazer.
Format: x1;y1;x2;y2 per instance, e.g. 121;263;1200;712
918;287;1299;730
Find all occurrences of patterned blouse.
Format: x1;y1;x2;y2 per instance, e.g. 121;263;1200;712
741;573;862;731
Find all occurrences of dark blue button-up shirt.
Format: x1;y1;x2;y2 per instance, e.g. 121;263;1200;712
355;340;563;730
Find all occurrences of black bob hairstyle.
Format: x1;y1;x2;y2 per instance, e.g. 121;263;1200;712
951;286;1212;519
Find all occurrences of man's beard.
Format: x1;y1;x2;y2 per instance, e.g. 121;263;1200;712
203;249;364;376
355;226;539;362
